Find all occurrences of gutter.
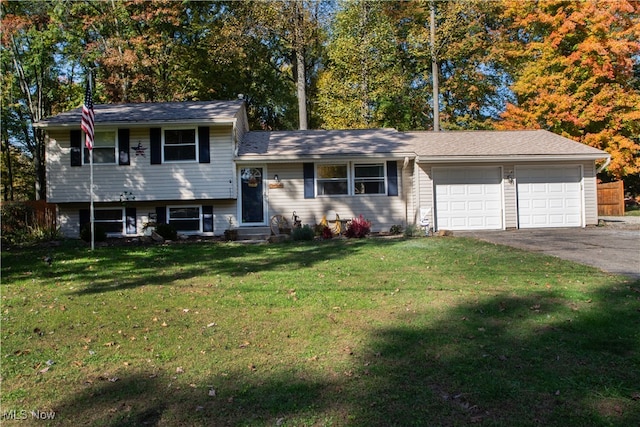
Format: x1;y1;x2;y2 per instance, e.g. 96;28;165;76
415;154;608;163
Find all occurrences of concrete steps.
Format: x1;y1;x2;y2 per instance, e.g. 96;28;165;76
236;226;272;241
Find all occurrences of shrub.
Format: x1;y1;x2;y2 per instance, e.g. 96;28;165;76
292;225;315;241
80;223;107;242
403;224;422;238
321;226;333;239
389;224;404;235
155;223;178;240
345;215;371;238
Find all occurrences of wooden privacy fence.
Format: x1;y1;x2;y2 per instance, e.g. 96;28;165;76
597;181;624;216
0;200;57;233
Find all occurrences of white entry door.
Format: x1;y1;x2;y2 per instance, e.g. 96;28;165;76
517;166;583;228
433;167;503;231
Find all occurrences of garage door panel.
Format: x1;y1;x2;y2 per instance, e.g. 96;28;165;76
517;166;582;228
434;167;503;231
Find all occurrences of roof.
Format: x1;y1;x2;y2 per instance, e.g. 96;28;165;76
237;128;416;160
237;128;608;162
34;100;245;128
406;129;608;162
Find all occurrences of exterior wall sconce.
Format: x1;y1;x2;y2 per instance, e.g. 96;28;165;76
506;171;514;184
274;174;280;183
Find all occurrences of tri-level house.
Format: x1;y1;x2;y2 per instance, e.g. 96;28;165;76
35;100;609;238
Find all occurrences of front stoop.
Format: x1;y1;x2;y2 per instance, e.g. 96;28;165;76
236;226;272;241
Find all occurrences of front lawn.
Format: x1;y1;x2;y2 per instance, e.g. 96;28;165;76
1;238;639;426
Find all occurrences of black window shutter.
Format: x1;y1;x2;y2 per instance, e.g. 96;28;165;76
303;163;315;199
70;130;82;166
118;129;130;165
198;126;210;163
125;207;137;234
155;207;166;224
202;206;213;232
150;128;162;164
79;209;90;231
387;160;398;196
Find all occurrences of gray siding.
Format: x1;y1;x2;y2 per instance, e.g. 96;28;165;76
264;161;410;233
47;126;236;204
415;161;598;231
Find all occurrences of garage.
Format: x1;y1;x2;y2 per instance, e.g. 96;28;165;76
433;167;503;231
517;165;583;228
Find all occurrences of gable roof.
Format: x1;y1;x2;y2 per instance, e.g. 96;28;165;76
34;100;245;128
238;128;608;162
406;129;607;162
237;128;416;161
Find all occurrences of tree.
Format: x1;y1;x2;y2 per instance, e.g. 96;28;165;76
496;0;640;179
1;1;65;200
317;0;404;129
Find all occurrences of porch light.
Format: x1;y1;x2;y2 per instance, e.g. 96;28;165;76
274;174;280;183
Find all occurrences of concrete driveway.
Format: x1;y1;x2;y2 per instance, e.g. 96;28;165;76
457;219;640;280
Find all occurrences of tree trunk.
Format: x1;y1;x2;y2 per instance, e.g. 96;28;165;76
294;1;308;130
2;136;14;201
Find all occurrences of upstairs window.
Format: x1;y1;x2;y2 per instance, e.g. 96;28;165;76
316;164;348;195
164;129;197;162
354;164;385;194
84;130;116;164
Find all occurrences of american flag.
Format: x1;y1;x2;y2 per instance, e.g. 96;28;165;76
81;78;94;150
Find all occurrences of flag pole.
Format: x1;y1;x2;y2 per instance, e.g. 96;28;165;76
81;70;96;250
89;73;95;250
90;125;94;251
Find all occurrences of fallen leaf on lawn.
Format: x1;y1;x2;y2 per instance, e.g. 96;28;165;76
248;364;257;371
176;367;184;374
631;392;640;401
38;366;50;374
182;308;190;313
104;342;116;347
239;341;250;348
208;388;216;397
161;322;168;327
206;322;217;328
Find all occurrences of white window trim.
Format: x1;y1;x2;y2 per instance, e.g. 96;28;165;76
94;207;125;236
315;162;388;197
315;162;350;197
353;162;387;196
83;129;118;165
167;205;202;234
162;127;199;163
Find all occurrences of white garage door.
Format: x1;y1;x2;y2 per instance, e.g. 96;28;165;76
434;167;503;231
517;166;582;228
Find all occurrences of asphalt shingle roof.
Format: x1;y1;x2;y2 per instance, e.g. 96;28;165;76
406;130;607;158
36;100;245;126
238;128;415;158
238;129;607;160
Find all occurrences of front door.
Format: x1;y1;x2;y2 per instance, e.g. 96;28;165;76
240;167;265;225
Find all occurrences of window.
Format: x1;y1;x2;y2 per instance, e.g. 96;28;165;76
164;129;197;162
317;164;348;195
94;208;125;234
168;206;201;233
84;130;116;164
354;164;385;194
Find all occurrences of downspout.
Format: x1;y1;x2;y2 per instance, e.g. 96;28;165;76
597;156;611;174
402;156;410;226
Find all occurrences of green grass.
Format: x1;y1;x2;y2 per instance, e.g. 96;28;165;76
1;237;639;426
